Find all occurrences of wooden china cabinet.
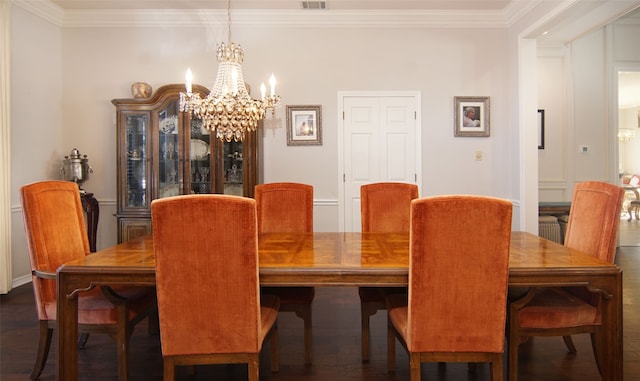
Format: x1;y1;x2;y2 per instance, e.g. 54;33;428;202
112;83;259;243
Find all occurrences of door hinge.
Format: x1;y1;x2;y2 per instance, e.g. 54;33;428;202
415;173;417;182
343;111;345;120
343;173;346;182
414;111;417;120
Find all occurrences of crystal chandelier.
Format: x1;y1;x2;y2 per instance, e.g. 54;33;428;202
179;0;280;142
618;128;636;143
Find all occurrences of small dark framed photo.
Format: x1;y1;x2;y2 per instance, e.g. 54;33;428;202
454;96;490;137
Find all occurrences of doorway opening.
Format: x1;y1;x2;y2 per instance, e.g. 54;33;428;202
617;70;640;246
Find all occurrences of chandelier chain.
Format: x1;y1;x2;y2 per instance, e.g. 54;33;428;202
227;0;232;42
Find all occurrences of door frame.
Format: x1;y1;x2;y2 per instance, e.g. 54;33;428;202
337;91;422;231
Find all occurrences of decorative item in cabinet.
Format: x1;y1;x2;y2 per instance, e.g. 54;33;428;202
210;126;258;198
113;83;260;243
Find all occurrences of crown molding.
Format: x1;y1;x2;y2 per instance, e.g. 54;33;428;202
13;0;539;29
14;0;64;25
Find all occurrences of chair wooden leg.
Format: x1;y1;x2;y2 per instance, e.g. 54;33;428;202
294;305;313;366
270;323;279;372
387;321;396;374
30;321;53;380
163;358;175;381
116;335;129;381
562;335;577;353
248;355;259;381
590;332;603;376
409;352;421;381
116;312;130;381
491;355;504;381
508;319;521;381
508;338;520;381
361;301;378;363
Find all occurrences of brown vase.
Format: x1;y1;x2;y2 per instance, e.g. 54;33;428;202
131;82;152;99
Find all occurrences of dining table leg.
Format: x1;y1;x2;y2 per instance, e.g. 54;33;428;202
57;270;81;381
594;271;623;381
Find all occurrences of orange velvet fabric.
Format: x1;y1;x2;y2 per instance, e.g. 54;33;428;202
21;181;91;320
516;287;598;328
516;181;624;329
388;195;513;353
151;195;279;357
255;182;315;303
20;180;154;325
255;182;313;233
360;182;419;233
563;181;624;264
359;182;417;306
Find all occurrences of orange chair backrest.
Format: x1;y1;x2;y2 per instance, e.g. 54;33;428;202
407;195;512;353
255;182;313;233
20;181;90;320
564;181;624;264
152;195;262;356
360;182;418;233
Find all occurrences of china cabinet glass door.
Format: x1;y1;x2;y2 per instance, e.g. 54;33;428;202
124;113;149;209
211;129;257;197
223;141;244;196
188;118;212;194
157;101;182;199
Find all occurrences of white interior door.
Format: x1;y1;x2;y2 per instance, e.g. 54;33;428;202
339;92;421;231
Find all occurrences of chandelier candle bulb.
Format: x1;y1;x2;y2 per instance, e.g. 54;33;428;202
185;68;193;94
260;82;266;100
270;74;276;96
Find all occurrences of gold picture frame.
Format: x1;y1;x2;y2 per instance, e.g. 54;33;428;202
286;105;322;146
454;96;490;137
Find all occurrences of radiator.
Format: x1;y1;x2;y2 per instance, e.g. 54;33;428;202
539;215;562;244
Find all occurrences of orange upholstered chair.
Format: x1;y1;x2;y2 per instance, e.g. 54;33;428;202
255;182;314;365
359;182;418;363
387;195;513;381
508;181;624;381
20;181;156;381
151;195;279;381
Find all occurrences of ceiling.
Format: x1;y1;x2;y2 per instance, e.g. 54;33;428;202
45;1;640;42
49;1;514;11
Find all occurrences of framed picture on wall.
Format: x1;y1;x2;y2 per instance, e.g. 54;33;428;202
286;105;322;146
454;96;490;137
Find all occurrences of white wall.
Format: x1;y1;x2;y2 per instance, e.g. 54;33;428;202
10;5;63;286
59;25;513;230
538;45;568;200
538;13;640;201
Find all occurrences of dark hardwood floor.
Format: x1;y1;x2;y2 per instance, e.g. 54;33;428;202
2;245;639;381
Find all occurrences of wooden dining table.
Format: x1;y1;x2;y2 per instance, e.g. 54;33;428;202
56;231;623;380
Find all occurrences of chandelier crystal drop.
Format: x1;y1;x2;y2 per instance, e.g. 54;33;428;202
179;2;280;142
618;128;636;143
